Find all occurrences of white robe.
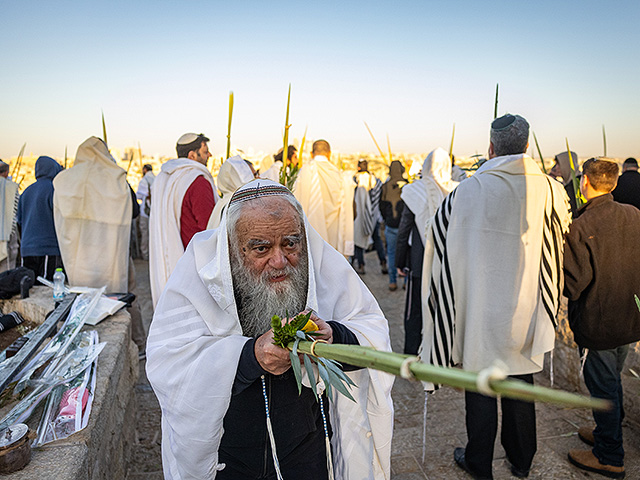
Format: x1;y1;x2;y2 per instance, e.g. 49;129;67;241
53;137;131;292
260;160;282;183
294;156;354;256
207;156;254;230
146;179;394;480
420;154;571;388
0;177;19;264
149;158;218;307
400;147;459;245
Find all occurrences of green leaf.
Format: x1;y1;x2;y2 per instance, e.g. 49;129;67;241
635;294;640;312
324;365;355;402
289;350;303;395
324;358;357;387
303;354;318;401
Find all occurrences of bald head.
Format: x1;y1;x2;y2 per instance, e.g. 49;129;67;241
312;140;331;159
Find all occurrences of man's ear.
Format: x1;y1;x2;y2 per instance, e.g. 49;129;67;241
187;150;196;161
488;142;495;158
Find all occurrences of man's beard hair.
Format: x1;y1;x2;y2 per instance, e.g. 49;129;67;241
230;243;309;338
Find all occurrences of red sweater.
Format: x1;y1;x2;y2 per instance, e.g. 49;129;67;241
180;175;215;248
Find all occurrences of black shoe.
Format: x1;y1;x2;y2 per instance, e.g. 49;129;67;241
508;461;530;478
453;447;492;480
380;261;388;274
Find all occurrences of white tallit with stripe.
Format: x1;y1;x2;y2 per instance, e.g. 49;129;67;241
0;177;19;263
353;172;376;249
420;154;571;390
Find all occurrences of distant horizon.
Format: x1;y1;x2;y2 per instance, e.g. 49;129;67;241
2;2;638;161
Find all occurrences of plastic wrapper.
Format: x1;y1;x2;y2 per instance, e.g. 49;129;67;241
33;331;99;446
13;288;102;394
0;338;105;431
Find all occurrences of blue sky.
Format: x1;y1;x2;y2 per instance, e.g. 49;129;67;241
1;1;638;160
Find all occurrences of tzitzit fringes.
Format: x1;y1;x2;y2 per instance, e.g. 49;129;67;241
261;375;283;480
579;349;589;380
422;391;428;464
318;394;334;480
550;349;555;387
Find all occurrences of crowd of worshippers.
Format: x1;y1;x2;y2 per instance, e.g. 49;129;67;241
1;114;639;479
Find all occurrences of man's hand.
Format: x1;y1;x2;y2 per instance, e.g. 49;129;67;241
255;329;291;375
397;267;406;278
307;311;333;344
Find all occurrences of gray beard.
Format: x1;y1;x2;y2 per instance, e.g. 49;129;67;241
230;245;309;338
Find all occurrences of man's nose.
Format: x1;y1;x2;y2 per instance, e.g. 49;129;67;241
268;248;287;269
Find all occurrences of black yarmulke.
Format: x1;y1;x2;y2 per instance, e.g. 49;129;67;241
491;114;516;131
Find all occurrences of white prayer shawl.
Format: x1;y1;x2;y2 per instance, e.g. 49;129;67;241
0;178;19;263
420;154;571;390
146;179;394;480
149;158;218;307
260;160;282;182
353;172;376;249
294;156;354;256
53;137;131;292
207;156;254;230
400;147;459;246
451;164;468;183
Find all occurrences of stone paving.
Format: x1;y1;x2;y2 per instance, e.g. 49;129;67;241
126;253;640;479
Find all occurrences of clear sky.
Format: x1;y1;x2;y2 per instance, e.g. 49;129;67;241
1;1;638;161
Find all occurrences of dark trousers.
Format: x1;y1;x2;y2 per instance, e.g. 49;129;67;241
403;274;422;354
353;246;365;268
582;345;629;467
465;374;536;479
371;221;386;264
21;255;63;283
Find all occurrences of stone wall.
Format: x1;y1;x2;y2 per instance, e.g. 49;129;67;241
0;287;139;479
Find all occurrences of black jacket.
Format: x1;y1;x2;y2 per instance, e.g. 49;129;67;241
395;207;424;278
564;194;640;349
612;170;640;210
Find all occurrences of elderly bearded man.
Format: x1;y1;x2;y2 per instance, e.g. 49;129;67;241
147;180;394;479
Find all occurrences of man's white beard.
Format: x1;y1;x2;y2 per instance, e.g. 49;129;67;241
230;245;309;338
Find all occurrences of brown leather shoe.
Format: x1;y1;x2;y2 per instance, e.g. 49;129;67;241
389;283;397;291
568;449;625;478
578;426;595;446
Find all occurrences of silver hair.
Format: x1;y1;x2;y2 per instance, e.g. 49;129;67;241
490;114;530;157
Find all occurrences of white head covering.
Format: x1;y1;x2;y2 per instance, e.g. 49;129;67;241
401;147;459;244
207;156;254;229
147;179;394;480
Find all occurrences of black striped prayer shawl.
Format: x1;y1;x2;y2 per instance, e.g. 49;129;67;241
427;179;566;377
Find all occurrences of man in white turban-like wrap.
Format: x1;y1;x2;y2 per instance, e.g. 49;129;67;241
147;179;394;479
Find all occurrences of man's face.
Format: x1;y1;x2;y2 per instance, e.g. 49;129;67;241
193;141;212;166
234;198;304;291
549;161;562;179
